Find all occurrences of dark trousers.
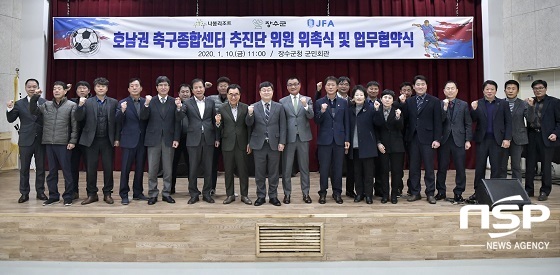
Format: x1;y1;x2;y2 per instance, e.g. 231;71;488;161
187;135;213;197
119;145;146;199
85;137;114;195
18;137;45;195
474;135;506;193
344;154;354;193
502;141;525;180
211;144;222;190
45;144;74;200
253;143;281;199
408;135;436;196
70;144;86;195
223;146;249;197
436;138;467;196
318;142;344;196
525;131;553;196
378;152;404;199
373;157;383;196
171;135;189;188
352;150;374;197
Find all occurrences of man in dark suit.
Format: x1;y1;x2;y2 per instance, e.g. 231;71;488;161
115;78;149;205
69;81;91;200
314;76;350;204
75;77;118;205
180;78;219;204
6;78;47;203
246;81;286;206
140;76;182;205
435;81;472;203
469;80;512;202
217;84;252;205
398;75;442;204
501;80;528;181
280;77;314;204
525;79;560;201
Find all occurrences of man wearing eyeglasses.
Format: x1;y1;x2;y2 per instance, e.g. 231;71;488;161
280;77;314;204
524;80;560;201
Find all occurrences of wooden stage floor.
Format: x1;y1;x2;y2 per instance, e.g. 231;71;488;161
0;169;558;262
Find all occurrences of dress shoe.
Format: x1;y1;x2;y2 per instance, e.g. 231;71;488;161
81;195;99;205
427;195;437;204
203;195;215;203
36;193;48;201
435;193;447;201
283;195;291;204
303;195;312;204
133;194;149;201
241;196;252;205
354;195;363;203
162;196;176;203
466;193;477;204
333;194;343;204
453;194;464;204
73;193;79;200
187;196;199;204
269;197;282;206
121;197;130;205
538;192;548;201
254;197;266;206
43;197;59;206
223;196;236;204
18;194;29;203
103;194;114;204
318;194;326;204
148;197;157;205
391;197;398;204
365;196;373;204
345;191;356;198
407;194;421;202
63;199;72;206
381;197;388;204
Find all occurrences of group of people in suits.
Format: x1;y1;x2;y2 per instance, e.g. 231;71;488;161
6;75;559;206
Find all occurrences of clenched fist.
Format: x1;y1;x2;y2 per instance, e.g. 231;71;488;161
525;97;534;107
175;97;182;108
443;99;449;110
145;95;152;105
471;101;478;110
79;97;86;106
6;100;14;109
321;103;328;113
316;82;323;91
395;108;401;119
300;97;307;107
373;100;380;111
120;101;127;112
215;113;221;124
399;94;406;103
248;105;254;115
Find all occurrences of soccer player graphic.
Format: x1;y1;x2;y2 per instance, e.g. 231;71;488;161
413;20;441;58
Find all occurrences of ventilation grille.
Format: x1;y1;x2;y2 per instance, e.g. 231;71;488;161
256;223;324;257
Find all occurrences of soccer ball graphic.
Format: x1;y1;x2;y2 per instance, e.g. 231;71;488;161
70;28;99;54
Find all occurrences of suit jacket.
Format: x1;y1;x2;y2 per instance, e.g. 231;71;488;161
508;98;529;145
218;102;251;151
348;104;378;159
115;96;147;149
75;96;118;147
246;100;286;150
314;96;350;146
528;95;560;147
279;94;314;143
470;98;512;144
373;106;405;153
402;93;442;144
180;97;219;147
441;99;473;147
140;95;181;147
6;97;45;146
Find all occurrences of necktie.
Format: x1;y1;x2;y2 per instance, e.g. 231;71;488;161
416;96;422;110
449;100;454;117
161;97;166;104
265;103;270;122
134;100;140;115
293;96;298;112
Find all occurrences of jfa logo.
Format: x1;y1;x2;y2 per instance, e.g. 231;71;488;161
459;195;550;238
307;19;335;28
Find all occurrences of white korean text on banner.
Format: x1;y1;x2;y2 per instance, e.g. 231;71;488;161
53;16;474;60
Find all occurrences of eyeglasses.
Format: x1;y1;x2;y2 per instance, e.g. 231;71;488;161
228;93;240;97
338;82;350;86
287;83;300;87
533;86;546;91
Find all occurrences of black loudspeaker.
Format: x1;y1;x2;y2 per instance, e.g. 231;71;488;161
479;178;531;209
